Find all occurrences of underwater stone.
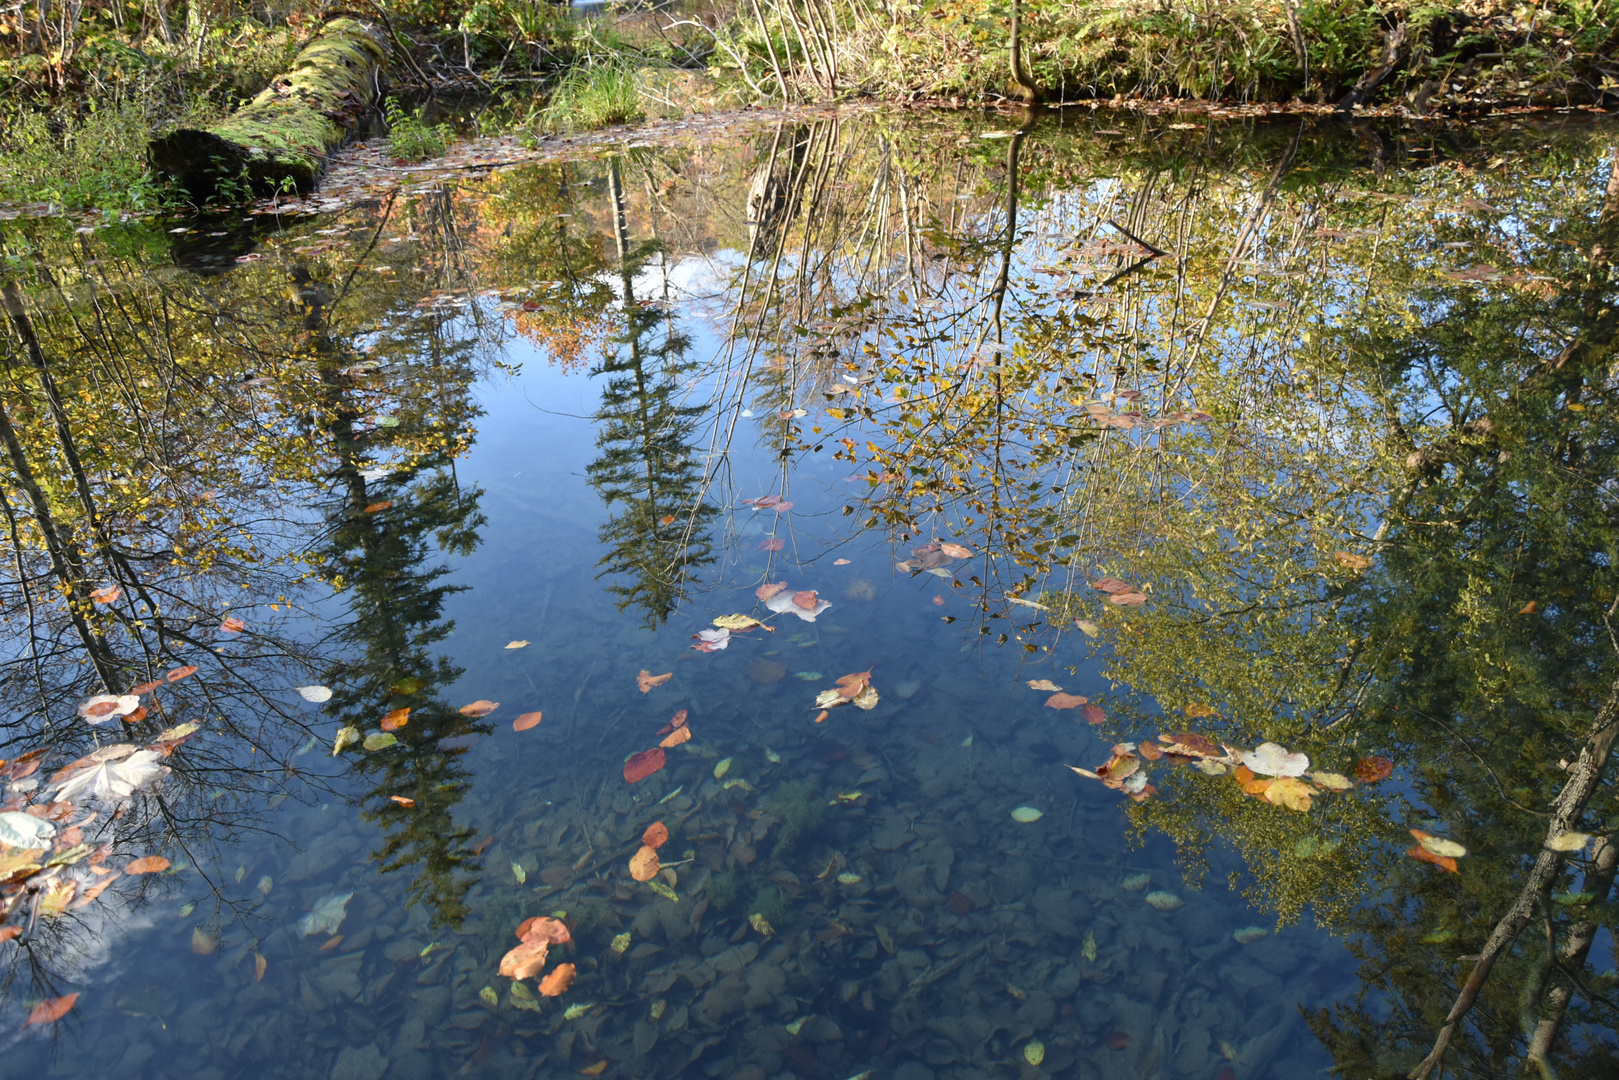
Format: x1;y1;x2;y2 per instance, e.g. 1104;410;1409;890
1144;890;1183;910
1121;872;1152;891
329;1043;387;1080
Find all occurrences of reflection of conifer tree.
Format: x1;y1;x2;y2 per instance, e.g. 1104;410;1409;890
299;254;491;929
585;159;716;626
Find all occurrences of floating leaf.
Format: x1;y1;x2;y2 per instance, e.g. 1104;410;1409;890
166;665;198;683
659;725;692;749
219;617;245;634
498;938;550;979
851;685;879;710
1546;831;1592;852
254;953;267;982
90;585;122;604
380;707;410;732
296;685;333;703
459;700;499;717
539;963;576;997
1407;846;1460;873
1263;777;1316;811
191;926;218;954
756;582;788;602
765;589;832;622
1026;679;1063;692
1010;806;1044;823
505;640;530;649
1354;756;1393;783
1108;591;1149;605
1158;732;1222;758
629;845;660;882
129;680;163;696
1333;552;1371;570
513;711;544;732
1183;703;1218;719
1074;619;1100;636
1080;703;1107;725
713;613;767;631
1044;692;1088;710
1092;578;1135;594
834;558;851;565
1309;771;1355;791
643;822;670;849
759;538;786;551
77;694;142;723
691;628;731;652
126;855;173;876
637;670;673;693
515;916;572;944
54;750;168;803
390;796;415;807
363;732;397;751
24;994;78;1026
624;748;666;784
939;543;972;558
656;709;689;736
332;726;360;755
1242;742;1310;777
1411;830;1467;859
512;862;527;885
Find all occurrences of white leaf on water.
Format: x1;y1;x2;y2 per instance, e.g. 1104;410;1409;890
0;810;55;847
54;750;169;804
296;685;333;703
296;891;353;937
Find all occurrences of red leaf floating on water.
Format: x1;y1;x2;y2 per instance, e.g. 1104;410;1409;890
24;994;77;1026
760;538;786;551
90;585;121;604
125;856;170;875
1044;692;1088;710
166;665;198;682
459;700;499;717
1407;846;1460;873
129;681;163;695
1092;578;1135;594
1081;703;1107;725
624;747;666;784
1355;756;1393;783
512;711;543;732
792;590;820;611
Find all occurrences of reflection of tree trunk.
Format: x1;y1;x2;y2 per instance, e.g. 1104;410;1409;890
1524;831;1619;1072
1409;670;1619;1078
0;401;116;691
986;117;1031;348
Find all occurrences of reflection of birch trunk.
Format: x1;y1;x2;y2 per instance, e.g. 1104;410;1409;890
1409;666;1619;1079
1524;831;1619;1071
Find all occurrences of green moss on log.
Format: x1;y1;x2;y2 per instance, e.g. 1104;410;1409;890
151;19;387;200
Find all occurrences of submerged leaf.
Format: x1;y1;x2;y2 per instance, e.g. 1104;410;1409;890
629;845;660;882
498;938;550;980
643;822;669;850
513;711;544;732
1026;679;1063;692
1044;692;1088;710
1407;846;1460;873
637;670;673;693
24;994;78;1026
1354;756;1394;783
624;748;666;784
459;700;500;718
538;963;576;997
379;708;410;732
659;725;692;749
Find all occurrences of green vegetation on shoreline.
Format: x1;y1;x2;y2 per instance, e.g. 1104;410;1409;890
1;0;1615;213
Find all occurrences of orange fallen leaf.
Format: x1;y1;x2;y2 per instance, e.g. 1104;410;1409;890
813;710;829;723
659;725;692;749
629;845;660;882
24;994;77;1026
1243;778;1274;796
459;700;499;717
129;680;163;695
219;618;245;634
1044;692;1088;710
498;938;550;979
1137;742;1163;761
539;963;576;997
793;590;821;611
1233;765;1256;784
643;822;669;849
71;872;119;908
513;711;544;732
1354;756;1393;783
90;585;122;604
319;935;345;951
390;796;415;807
756;582;788;602
1407;846;1460;873
659;515;676;525
1333;551;1371;570
166;665;198;682
624;747;666;784
364;501;393;513
834;670;873;700
125;856;170;875
656;709;689;736
122;706;148;725
1518;600;1538;615
0;926;21;943
380;707;410;731
637;670;673;693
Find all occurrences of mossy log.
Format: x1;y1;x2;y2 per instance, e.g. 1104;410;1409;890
150;19;387;200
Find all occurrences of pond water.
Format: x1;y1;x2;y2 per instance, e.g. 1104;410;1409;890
2;106;1618;1080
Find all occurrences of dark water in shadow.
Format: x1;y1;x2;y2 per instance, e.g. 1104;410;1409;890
1;106;1616;1079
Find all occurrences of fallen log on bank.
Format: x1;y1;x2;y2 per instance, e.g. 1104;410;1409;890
150;18;387;200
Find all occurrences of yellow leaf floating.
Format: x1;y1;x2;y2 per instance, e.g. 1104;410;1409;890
331;726;360;755
712;614;767;631
1309;771;1355;791
1546;831;1592;852
1411;829;1468;859
1263;776;1316;811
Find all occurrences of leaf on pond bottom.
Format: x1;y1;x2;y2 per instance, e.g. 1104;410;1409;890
458;700;499;718
513;711;544;732
637;670;673;692
624;748;666;784
629;845;660;882
1044;692;1088;710
539;963;576;997
24;994;77;1026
